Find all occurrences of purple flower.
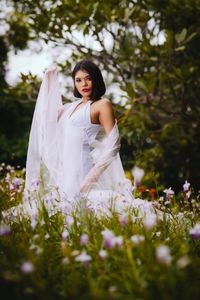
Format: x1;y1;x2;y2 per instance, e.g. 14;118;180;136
75;250;91;267
101;229;116;249
20;261;34;273
30;178;40;192
101;229;123;249
80;234;89;246
190;223;200;240
120;213;128;227
183;180;190;192
0;224;11;236
62;230;69;241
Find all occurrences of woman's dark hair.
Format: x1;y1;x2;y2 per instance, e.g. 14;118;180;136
71;59;106;101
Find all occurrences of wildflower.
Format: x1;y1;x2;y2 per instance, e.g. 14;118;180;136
80;234;89;246
131;234;145;245
0;224;11;236
30;214;38;230
163;187;174;197
101;229;116;249
62;230;69;241
156;245;172;265
114;236;123;249
189;223;200;240
99;249;107;260
20;261;34;273
12;177;23;190
176;255;190;269
119;213;128;227
65;215;74;227
75;250;92;267
62;257;70;265
143;213;157;230
109;286;118;293
183;180;190;192
35;246;43;256
44;233;50;240
131;166;145;187
30;178;40;192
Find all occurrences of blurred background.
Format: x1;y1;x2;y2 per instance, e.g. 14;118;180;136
0;0;199;192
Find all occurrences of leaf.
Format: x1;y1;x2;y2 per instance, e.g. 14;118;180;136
175;28;187;44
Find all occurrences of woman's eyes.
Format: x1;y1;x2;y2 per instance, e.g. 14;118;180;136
76;78;91;82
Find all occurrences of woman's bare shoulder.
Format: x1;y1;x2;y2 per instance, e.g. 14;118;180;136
95;98;113;110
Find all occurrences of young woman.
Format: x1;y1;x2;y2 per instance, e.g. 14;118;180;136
24;59;154;217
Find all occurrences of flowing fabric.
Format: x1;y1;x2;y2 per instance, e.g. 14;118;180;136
25;65;134;205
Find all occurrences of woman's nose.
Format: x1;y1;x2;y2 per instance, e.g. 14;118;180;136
82;80;88;86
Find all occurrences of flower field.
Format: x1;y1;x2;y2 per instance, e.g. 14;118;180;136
0;163;200;300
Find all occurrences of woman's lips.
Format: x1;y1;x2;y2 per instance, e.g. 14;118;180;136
82;89;90;92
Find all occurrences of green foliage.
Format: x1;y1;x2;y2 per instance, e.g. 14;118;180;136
1;0;200;190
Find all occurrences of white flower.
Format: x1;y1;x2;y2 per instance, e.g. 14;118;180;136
143;213;157;230
20;261;34;273
44;233;50;240
156;245;172;265
113;236;123;249
62;257;70;265
131;166;145;187
163;187;174;196
176;256;190;269
99;249;107;260
131;234;145;245
75;250;92;266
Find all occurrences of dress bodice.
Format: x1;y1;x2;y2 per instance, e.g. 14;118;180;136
57;99;103;198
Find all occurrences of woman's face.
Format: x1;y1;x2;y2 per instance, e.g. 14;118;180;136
74;70;93;99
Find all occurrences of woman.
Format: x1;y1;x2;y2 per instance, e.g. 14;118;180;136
25;59;140;215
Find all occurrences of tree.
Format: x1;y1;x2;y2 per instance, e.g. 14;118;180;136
1;0;200;190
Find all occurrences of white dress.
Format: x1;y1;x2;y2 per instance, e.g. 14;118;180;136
57;99;103;198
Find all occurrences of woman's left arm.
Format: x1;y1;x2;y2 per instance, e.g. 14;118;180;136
98;98;116;135
80;99;119;193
